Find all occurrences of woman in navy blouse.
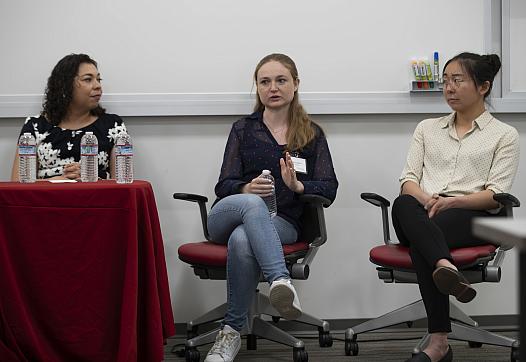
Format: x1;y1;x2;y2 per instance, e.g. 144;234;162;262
204;53;338;362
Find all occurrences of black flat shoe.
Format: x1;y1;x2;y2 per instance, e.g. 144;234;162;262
432;266;476;303
405;345;452;362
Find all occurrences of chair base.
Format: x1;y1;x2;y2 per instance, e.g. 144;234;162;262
344;298;519;357
184;290;332;358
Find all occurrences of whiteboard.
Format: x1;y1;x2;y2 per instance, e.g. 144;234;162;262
1;0;518;116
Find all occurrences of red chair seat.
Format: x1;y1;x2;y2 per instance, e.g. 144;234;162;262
179;241;310;267
370;244;497;270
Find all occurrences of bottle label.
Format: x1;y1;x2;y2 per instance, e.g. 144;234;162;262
80;145;98;156
19;145;36;155
115;145;133;156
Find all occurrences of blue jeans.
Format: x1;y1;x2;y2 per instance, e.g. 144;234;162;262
207;194;298;331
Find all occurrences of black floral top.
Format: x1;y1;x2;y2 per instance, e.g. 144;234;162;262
18;113;127;179
215;111;338;231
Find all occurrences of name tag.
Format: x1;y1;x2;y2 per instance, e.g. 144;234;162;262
291;156;307;174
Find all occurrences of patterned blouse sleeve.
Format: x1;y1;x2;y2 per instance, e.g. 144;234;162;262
19;116;37;138
486;127;520;194
301;130;338;202
214;124;246;198
399;121;424;188
108;115;127;145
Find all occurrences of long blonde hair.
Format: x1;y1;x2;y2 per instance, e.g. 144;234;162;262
253;53;316;151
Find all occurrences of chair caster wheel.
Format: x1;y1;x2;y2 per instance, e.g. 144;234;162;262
468;341;483;348
345;339;359;356
272;316;281;323
293;347;308;362
185;347;200;362
318;330;333;347
511;346;519;362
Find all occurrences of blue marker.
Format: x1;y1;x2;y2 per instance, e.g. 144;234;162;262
433;52;440;81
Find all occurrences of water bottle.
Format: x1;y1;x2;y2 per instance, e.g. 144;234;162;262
115;132;134;184
80;132;98;182
260;170;277;217
18;132;37;183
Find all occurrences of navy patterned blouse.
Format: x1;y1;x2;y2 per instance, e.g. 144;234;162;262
19;113;127;179
214;111;338;231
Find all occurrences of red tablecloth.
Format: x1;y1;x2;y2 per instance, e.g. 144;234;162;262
0;180;175;362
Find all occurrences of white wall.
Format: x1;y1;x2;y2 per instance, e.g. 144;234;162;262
0;113;524;322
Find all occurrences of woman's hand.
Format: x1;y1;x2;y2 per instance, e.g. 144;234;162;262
241;176;274;197
423;193;439;213
427;195;455;218
62;162;81;180
280;152;304;194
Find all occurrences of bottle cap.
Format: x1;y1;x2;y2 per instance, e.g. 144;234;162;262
86;131;93;135
23;132;31;136
262;170;271;175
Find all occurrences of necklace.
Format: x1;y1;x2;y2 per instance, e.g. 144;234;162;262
264;120;287;134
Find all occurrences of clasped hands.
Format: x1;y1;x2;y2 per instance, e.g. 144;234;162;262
424;193;454;218
48;162;81;181
241;152;304;195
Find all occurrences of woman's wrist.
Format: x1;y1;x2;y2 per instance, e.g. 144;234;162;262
240;183;249;194
293;181;304;194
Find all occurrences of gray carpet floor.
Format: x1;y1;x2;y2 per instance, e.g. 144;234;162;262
164;329;518;361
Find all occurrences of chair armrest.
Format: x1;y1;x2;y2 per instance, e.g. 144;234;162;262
298;194;332;208
173;193;208;203
173;192;211;241
488;193;521;262
361;192;392;245
361;192;391;208
493;193;520;218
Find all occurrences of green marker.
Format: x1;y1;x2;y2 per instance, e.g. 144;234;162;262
424;57;434;89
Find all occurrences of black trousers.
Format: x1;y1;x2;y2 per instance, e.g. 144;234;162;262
391;194;491;333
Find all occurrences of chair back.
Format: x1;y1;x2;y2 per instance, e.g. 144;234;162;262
297;194;330;247
299;202;322;244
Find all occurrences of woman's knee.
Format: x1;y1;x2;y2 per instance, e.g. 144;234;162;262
240;193;267;210
215;193;266;212
392;194;420;217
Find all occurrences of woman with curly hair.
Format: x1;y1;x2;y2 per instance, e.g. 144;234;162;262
11;53;127;180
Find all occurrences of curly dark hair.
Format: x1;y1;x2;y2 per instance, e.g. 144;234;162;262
42;53;106;125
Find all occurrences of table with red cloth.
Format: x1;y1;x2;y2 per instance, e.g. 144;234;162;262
0;180;175;362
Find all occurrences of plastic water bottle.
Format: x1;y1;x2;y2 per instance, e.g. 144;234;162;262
80;132;98;182
115;132;133;184
260;170;277;217
18;132;37;183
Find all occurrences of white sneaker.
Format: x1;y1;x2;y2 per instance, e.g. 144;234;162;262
204;325;241;362
269;278;302;320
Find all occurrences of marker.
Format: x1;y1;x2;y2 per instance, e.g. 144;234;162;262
419;59;429;89
433;51;440;82
424;57;434;88
411;59;422;89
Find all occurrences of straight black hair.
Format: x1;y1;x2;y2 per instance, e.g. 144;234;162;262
443;52;501;99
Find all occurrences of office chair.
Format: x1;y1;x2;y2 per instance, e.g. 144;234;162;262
344;192;520;362
173;192;334;362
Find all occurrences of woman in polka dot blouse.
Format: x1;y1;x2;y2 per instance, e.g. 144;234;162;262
394;53;519;362
203;53;338;362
